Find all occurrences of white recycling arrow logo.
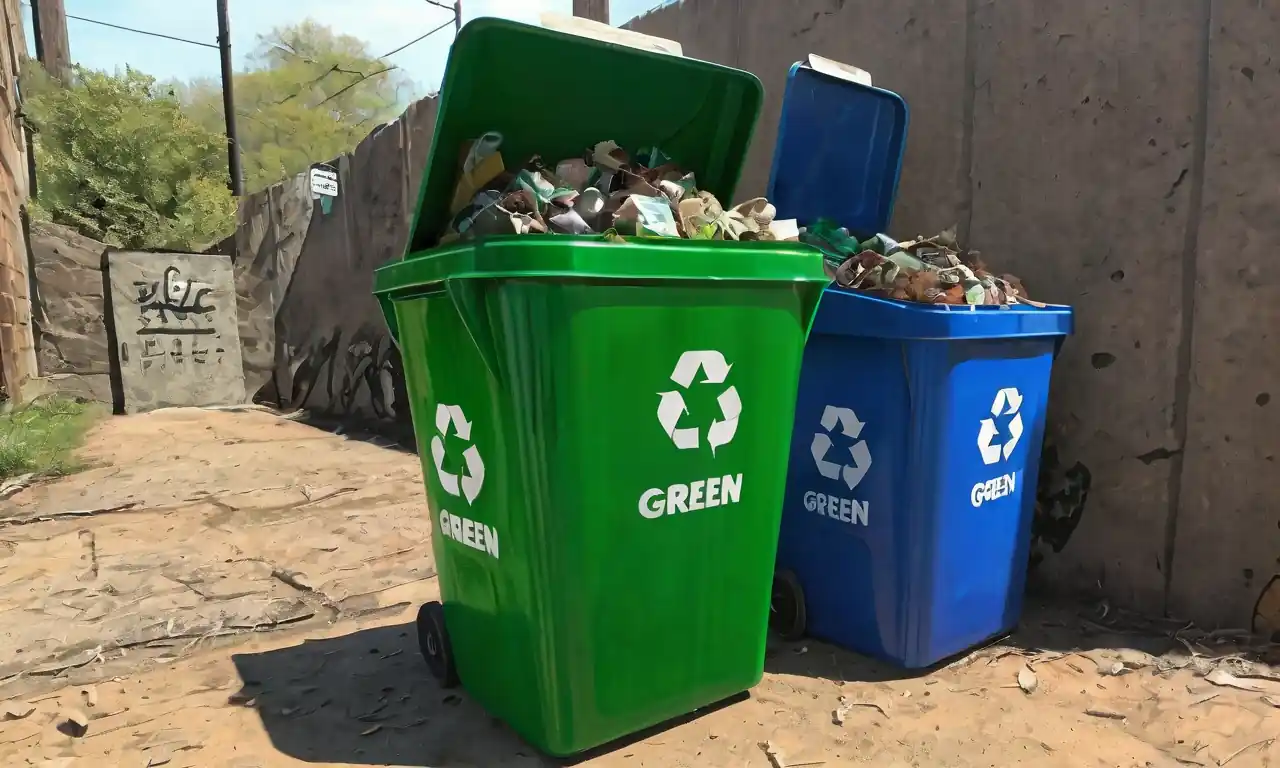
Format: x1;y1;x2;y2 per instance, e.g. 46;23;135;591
430;403;485;505
811;405;872;490
656;350;741;456
978;387;1024;466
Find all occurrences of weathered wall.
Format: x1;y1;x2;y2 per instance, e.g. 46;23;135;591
1174;0;1280;632
0;0;34;401
231;174;312;400
224;1;1279;628
230;98;437;424
27;220;113;402
104;250;244;413
966;0;1206;617
626;0;1280;628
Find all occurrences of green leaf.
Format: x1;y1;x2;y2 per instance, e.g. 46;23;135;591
22;20;410;249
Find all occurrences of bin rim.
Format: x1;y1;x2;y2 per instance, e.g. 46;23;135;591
374;235;831;297
810;284;1074;341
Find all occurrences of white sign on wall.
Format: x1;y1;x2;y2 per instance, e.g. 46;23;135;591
309;165;339;198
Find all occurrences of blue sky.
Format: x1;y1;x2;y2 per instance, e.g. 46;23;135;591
22;0;668;97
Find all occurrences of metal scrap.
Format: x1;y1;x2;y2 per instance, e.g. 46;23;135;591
801;220;1038;307
1205;668;1280;693
444;133;798;244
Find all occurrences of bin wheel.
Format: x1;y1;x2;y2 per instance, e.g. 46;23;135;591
770;570;807;641
416;601;460;688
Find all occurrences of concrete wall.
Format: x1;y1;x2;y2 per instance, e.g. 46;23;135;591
104;250;244;413
226;98;437;424
221;0;1277;629
1174;0;1280;632
27;221;113;402
625;0;1269;629
0;0;34;401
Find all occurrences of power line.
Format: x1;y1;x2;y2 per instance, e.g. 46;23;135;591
291;18;452;110
26;3;456;110
316;66;397;107
293;18;454;108
380;18;454;59
20;3;217;49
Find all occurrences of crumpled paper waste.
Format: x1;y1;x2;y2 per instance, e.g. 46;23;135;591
442;132;799;244
800;218;1037;307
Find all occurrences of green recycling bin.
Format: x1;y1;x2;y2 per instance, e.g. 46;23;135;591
374;18;828;757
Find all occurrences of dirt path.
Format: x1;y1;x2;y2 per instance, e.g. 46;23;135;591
2;409;1277;767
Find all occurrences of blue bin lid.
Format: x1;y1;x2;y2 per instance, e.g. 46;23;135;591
766;60;908;238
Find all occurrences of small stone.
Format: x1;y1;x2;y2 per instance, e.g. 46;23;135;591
58;709;90;737
1018;666;1039;694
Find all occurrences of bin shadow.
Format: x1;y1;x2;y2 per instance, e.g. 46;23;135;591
290;410;421;455
229;622;750;767
230;622;544;767
762;594;1236;685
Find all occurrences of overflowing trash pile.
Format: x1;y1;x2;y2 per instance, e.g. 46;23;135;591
443;132;800;244
800;219;1036;307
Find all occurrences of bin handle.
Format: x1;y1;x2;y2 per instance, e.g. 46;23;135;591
376;293;401;347
377;285;446;348
446;279;505;386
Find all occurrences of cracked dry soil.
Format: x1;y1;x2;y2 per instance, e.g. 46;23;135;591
2;408;1279;767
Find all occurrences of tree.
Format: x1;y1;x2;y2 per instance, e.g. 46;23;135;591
23;64;237;250
182;21;412;192
22;21;411;249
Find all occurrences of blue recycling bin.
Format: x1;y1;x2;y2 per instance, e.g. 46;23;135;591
768;61;1074;668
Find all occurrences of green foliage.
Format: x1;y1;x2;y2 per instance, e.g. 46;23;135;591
182;20;411;192
23;64;237;251
23;21;412;250
0;397;102;481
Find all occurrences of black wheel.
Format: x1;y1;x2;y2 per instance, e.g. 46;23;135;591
416;601;460;688
770;569;807;641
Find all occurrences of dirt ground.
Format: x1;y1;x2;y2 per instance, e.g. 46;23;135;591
2;408;1279;768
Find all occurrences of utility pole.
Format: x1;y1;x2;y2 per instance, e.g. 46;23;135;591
29;0;71;82
216;0;243;196
454;1;462;34
572;0;609;24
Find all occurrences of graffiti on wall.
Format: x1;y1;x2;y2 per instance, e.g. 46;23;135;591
107;251;246;413
1253;577;1280;640
127;265;223;370
280;324;406;423
1030;443;1093;569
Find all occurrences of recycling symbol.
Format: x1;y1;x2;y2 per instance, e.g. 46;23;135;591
978;387;1024;466
430;403;485;504
811;406;872;490
656;350;741;456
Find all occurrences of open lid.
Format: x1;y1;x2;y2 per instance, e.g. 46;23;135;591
766;58;909;239
404;17;765;255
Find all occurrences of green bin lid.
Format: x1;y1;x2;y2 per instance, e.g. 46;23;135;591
403;17;765;255
375;235;828;298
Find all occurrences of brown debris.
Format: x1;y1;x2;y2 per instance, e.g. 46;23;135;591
803;223;1037;307
445;134;798;244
